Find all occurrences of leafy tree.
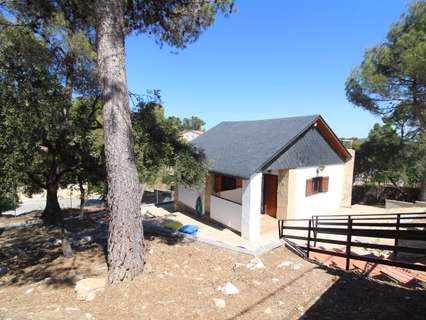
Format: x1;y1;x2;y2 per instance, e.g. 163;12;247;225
354;120;426;189
345;1;426;200
181;116;206;131
132;102;208;188
0;9;102;226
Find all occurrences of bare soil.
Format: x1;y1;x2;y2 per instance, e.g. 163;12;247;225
0;211;425;320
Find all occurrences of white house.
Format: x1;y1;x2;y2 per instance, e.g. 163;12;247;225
175;115;355;241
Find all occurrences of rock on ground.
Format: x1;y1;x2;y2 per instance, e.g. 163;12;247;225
75;277;106;302
220;282;240;295
246;257;265;270
213;298;226;308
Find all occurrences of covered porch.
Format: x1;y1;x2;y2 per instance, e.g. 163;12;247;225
207;171;288;241
142;203;281;254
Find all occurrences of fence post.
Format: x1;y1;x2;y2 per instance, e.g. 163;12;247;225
307;219;311;259
394;214;401;257
345;217;352;271
278;220;281;238
313;216;318;247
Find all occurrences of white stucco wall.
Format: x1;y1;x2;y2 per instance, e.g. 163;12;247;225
218;188;242;204
241;173;263;241
292;164;345;219
177;184;205;214
210;195;242;231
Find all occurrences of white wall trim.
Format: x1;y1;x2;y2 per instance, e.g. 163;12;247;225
210;195;242;231
241;172;262;241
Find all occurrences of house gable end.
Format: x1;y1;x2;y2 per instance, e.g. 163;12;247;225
265;126;344;170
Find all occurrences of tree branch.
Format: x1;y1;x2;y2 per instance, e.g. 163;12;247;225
26;172;47;189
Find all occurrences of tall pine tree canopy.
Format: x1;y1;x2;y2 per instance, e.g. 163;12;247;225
346;1;426;200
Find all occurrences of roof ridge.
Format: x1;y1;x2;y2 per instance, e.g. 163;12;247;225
218;114;319;125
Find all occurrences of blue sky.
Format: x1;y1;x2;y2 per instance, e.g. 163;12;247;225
125;0;409;138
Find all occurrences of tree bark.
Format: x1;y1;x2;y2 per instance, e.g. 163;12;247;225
95;0;145;284
41;183;62;225
420;173;426;202
78;178;85;216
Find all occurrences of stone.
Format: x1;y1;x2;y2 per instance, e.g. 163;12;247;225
75;277;105;302
232;262;244;271
144;263;153;274
220;282;239;295
213;298;226;308
0;267;7;276
25;288;34;294
293;264;302;270
246;257;265;270
278;261;292;268
65;306;80;312
264;307;272;314
272;278;280;283
252;280;262;286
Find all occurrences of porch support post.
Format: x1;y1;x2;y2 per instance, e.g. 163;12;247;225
241;172;262;241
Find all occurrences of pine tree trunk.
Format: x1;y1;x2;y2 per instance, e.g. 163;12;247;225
96;0;145;284
78;179;85;216
419;173;426;202
42;183;61;226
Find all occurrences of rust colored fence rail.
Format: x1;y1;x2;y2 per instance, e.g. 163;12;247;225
278;211;426;272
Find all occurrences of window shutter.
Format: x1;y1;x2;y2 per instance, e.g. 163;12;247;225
214;175;222;193
306;179;313;197
236;178;242;188
322;177;329;193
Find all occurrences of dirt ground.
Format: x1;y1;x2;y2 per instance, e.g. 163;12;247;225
0;211;425;320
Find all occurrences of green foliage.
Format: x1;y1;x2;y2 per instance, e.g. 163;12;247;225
181;116;205;131
167;115;206;131
346;1;426;192
132;102;208;187
1;0;231;195
0;10;104;200
345;1;426;129
124;0;235;48
354;121;426;187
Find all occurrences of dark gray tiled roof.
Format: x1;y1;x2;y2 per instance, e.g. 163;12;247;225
192;115;320;178
266;126;344;170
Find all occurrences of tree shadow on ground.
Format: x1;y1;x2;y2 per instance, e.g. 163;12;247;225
226;264;425;320
301;267;426;320
0;208;186;288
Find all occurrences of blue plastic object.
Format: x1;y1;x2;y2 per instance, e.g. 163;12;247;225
179;224;199;235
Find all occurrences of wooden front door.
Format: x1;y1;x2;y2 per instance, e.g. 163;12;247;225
263;174;278;218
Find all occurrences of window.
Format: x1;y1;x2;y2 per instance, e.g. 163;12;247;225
214;174;242;192
306;176;329;197
221;176;236;191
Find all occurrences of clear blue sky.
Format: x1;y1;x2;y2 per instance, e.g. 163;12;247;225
125;0;409;138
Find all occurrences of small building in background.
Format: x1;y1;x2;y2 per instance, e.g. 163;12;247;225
181;130;204;142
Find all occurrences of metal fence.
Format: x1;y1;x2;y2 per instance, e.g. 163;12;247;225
278;211;426;272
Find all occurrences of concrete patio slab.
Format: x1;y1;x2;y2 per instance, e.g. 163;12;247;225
142;204;284;256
